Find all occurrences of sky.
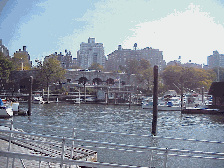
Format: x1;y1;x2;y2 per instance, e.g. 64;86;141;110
0;0;224;66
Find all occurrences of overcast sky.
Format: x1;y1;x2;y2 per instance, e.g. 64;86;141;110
1;0;224;65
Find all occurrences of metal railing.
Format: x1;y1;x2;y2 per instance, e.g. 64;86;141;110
0;119;224;168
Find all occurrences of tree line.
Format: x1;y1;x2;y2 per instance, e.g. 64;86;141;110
0;51;220;95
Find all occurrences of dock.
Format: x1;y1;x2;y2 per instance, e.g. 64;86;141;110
0;126;97;164
181;108;224;114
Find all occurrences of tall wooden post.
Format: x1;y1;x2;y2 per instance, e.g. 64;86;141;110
114;92;117;105
42;89;44;98
152;66;158;135
181;84;183;111
47;86;50;103
107;87;109;105
202;87;204;104
28;76;33;116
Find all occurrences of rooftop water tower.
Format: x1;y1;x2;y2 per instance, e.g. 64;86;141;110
134;43;137;50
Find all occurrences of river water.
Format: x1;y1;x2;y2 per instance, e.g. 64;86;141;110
9;103;224;167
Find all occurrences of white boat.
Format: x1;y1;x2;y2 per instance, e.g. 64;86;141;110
33;96;44;104
0;99;14;117
0;106;13;117
142;97;181;111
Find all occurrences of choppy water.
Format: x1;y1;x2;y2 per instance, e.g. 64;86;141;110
9;103;224;167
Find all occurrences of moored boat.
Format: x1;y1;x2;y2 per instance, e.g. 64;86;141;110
0;98;13;118
33;96;44;104
142;96;181;111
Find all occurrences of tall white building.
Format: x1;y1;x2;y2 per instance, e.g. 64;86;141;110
207;51;224;69
77;37;105;69
0;39;9;57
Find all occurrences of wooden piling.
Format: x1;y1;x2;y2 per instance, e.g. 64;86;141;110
181;84;183;111
202;87;204;104
152;65;158;136
28;76;33;116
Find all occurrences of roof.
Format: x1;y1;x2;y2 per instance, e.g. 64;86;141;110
208;82;224;97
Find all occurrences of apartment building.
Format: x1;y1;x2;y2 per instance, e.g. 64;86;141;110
207;50;224;69
0;39;9;58
77;37;105;69
106;45;166;72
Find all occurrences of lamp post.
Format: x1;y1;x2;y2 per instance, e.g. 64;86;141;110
21;58;23;70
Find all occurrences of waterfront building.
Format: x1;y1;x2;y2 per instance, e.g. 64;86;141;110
167;60;202;69
77;37;105;69
15;46;32;68
0;39;9;58
106;45;166;72
44;50;73;69
167;60;181;66
207;50;224;69
182;62;202;69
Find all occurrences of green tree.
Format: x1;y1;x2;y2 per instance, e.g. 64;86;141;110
88;63;104;71
125;59;140;74
0;52;13;82
163;65;216;92
139;59;151;70
137;68;153;92
11;52;31;70
36;58;66;93
69;65;82;69
162;65;184;92
125;59;153;94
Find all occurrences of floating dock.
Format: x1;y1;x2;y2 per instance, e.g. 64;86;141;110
0;126;97;162
181;108;224;114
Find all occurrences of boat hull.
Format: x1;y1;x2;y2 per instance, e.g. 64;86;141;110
142;104;181;111
0;106;13;118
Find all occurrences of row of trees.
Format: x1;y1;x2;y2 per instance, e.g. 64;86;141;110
0;50;221;95
117;58;218;95
0;52;66;93
162;65;216;93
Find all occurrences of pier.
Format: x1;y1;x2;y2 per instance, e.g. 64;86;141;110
181;107;224;114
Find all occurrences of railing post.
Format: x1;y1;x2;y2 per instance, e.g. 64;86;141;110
60;137;65;168
163;148;168;168
12;157;15;168
6;120;13;168
149;149;153;168
39;156;41;168
71;128;75;160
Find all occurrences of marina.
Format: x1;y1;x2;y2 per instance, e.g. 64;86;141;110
0;103;224;167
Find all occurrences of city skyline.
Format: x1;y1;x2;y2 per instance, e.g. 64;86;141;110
1;0;224;65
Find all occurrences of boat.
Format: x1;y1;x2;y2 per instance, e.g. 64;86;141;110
0;98;13;118
163;90;177;100
158;97;181;111
142;96;181;111
141;97;153;109
33;96;44;104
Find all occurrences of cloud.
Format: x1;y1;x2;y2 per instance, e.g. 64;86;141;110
122;3;224;64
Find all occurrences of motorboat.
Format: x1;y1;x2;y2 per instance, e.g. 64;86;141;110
0;106;13;118
141;97;153;109
0;98;13;118
158;97;181;111
33;96;44;104
142;97;181;111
